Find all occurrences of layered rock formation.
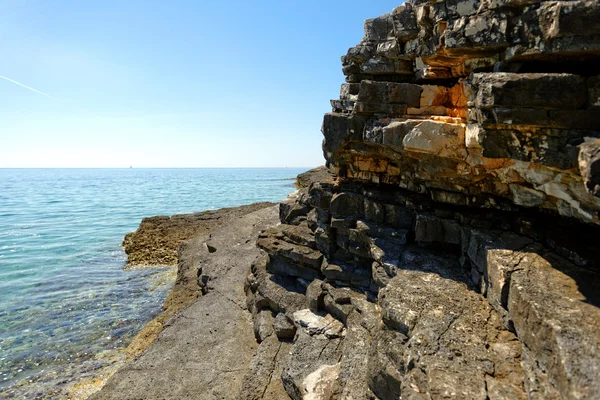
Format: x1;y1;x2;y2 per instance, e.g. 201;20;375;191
244;1;600;399
93;1;599;399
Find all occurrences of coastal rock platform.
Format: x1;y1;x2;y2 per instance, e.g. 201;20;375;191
90;205;280;400
122;202;276;267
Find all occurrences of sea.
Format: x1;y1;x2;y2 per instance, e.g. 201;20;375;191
0;168;306;399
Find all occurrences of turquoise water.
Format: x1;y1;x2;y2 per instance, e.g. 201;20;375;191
0;168;304;398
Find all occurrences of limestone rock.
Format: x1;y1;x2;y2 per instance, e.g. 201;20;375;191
254;309;274;343
273;313;296;340
96;3;600;400
579;139;600;197
257;227;323;272
292;309;345;339
306;279;326;312
378;248;527;399
326;0;600;226
507;253;600;399
295;166;335;189
122;202;276;267
281;330;343;400
301;363;340;400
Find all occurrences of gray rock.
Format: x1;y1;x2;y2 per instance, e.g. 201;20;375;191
238;335;285;400
280;194;311;225
323;293;353;324
306;279;325;312
367;329;406;400
295;166;334;189
364;14;393;42
321;113;366;160
392;3;419;41
579;139;600;197
336;311;373;399
414;213;461;245
254;309;275;343
273;313;296;340
90;206;280;400
250;257;308;317
470;73;587;110
378;247;527;399
292;309;345;339
508;252;600;399
281;330;343;400
257;228;323;271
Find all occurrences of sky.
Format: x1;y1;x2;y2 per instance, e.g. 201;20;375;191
0;0;402;168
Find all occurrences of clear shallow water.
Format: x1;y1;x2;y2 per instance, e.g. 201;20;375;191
0;168;305;397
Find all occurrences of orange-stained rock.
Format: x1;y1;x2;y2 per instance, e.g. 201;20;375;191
446;107;467;119
448;82;468;108
419;85;448;107
406;106;447;116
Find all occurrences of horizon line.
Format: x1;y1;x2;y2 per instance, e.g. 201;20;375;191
0;166;320;169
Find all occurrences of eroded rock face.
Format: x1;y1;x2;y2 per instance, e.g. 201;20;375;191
242;2;600;399
95;2;600;400
324;0;600;226
243;172;600;400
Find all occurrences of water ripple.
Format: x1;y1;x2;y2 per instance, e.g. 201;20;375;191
0;167;303;398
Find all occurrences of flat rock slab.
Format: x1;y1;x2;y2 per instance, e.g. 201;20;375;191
295;166;334;188
122;202;276;267
90;205;280;400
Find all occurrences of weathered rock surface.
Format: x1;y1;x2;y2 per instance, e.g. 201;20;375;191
325;0;600;226
95;2;600;400
89;205;280;400
295;166;335;189
240;170;599;399
122;202;276;267
240;1;600;398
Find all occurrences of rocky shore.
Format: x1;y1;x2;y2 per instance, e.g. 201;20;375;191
122;202;276;267
91;1;599;399
119;202;277;357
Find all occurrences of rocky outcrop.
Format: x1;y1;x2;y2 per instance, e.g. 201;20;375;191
92;2;600;399
122;203;275;267
325;0;600;226
90;205;281;400
242;1;600;399
295;166;333;189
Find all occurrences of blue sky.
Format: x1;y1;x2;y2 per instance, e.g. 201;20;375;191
0;0;401;168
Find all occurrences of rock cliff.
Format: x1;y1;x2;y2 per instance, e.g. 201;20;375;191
92;1;600;399
245;1;600;399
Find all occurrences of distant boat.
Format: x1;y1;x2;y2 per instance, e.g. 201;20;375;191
130;165;133;168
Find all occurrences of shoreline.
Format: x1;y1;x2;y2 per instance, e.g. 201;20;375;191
89;204;282;399
121;201;279;358
0;169;309;400
81;168;325;399
76;172;320;398
70;202;280;399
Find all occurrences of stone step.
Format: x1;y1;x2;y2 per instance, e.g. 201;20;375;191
257;227;323;272
321;259;373;290
246;254;308;318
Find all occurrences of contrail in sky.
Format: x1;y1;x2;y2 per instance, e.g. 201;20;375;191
0;75;59;100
